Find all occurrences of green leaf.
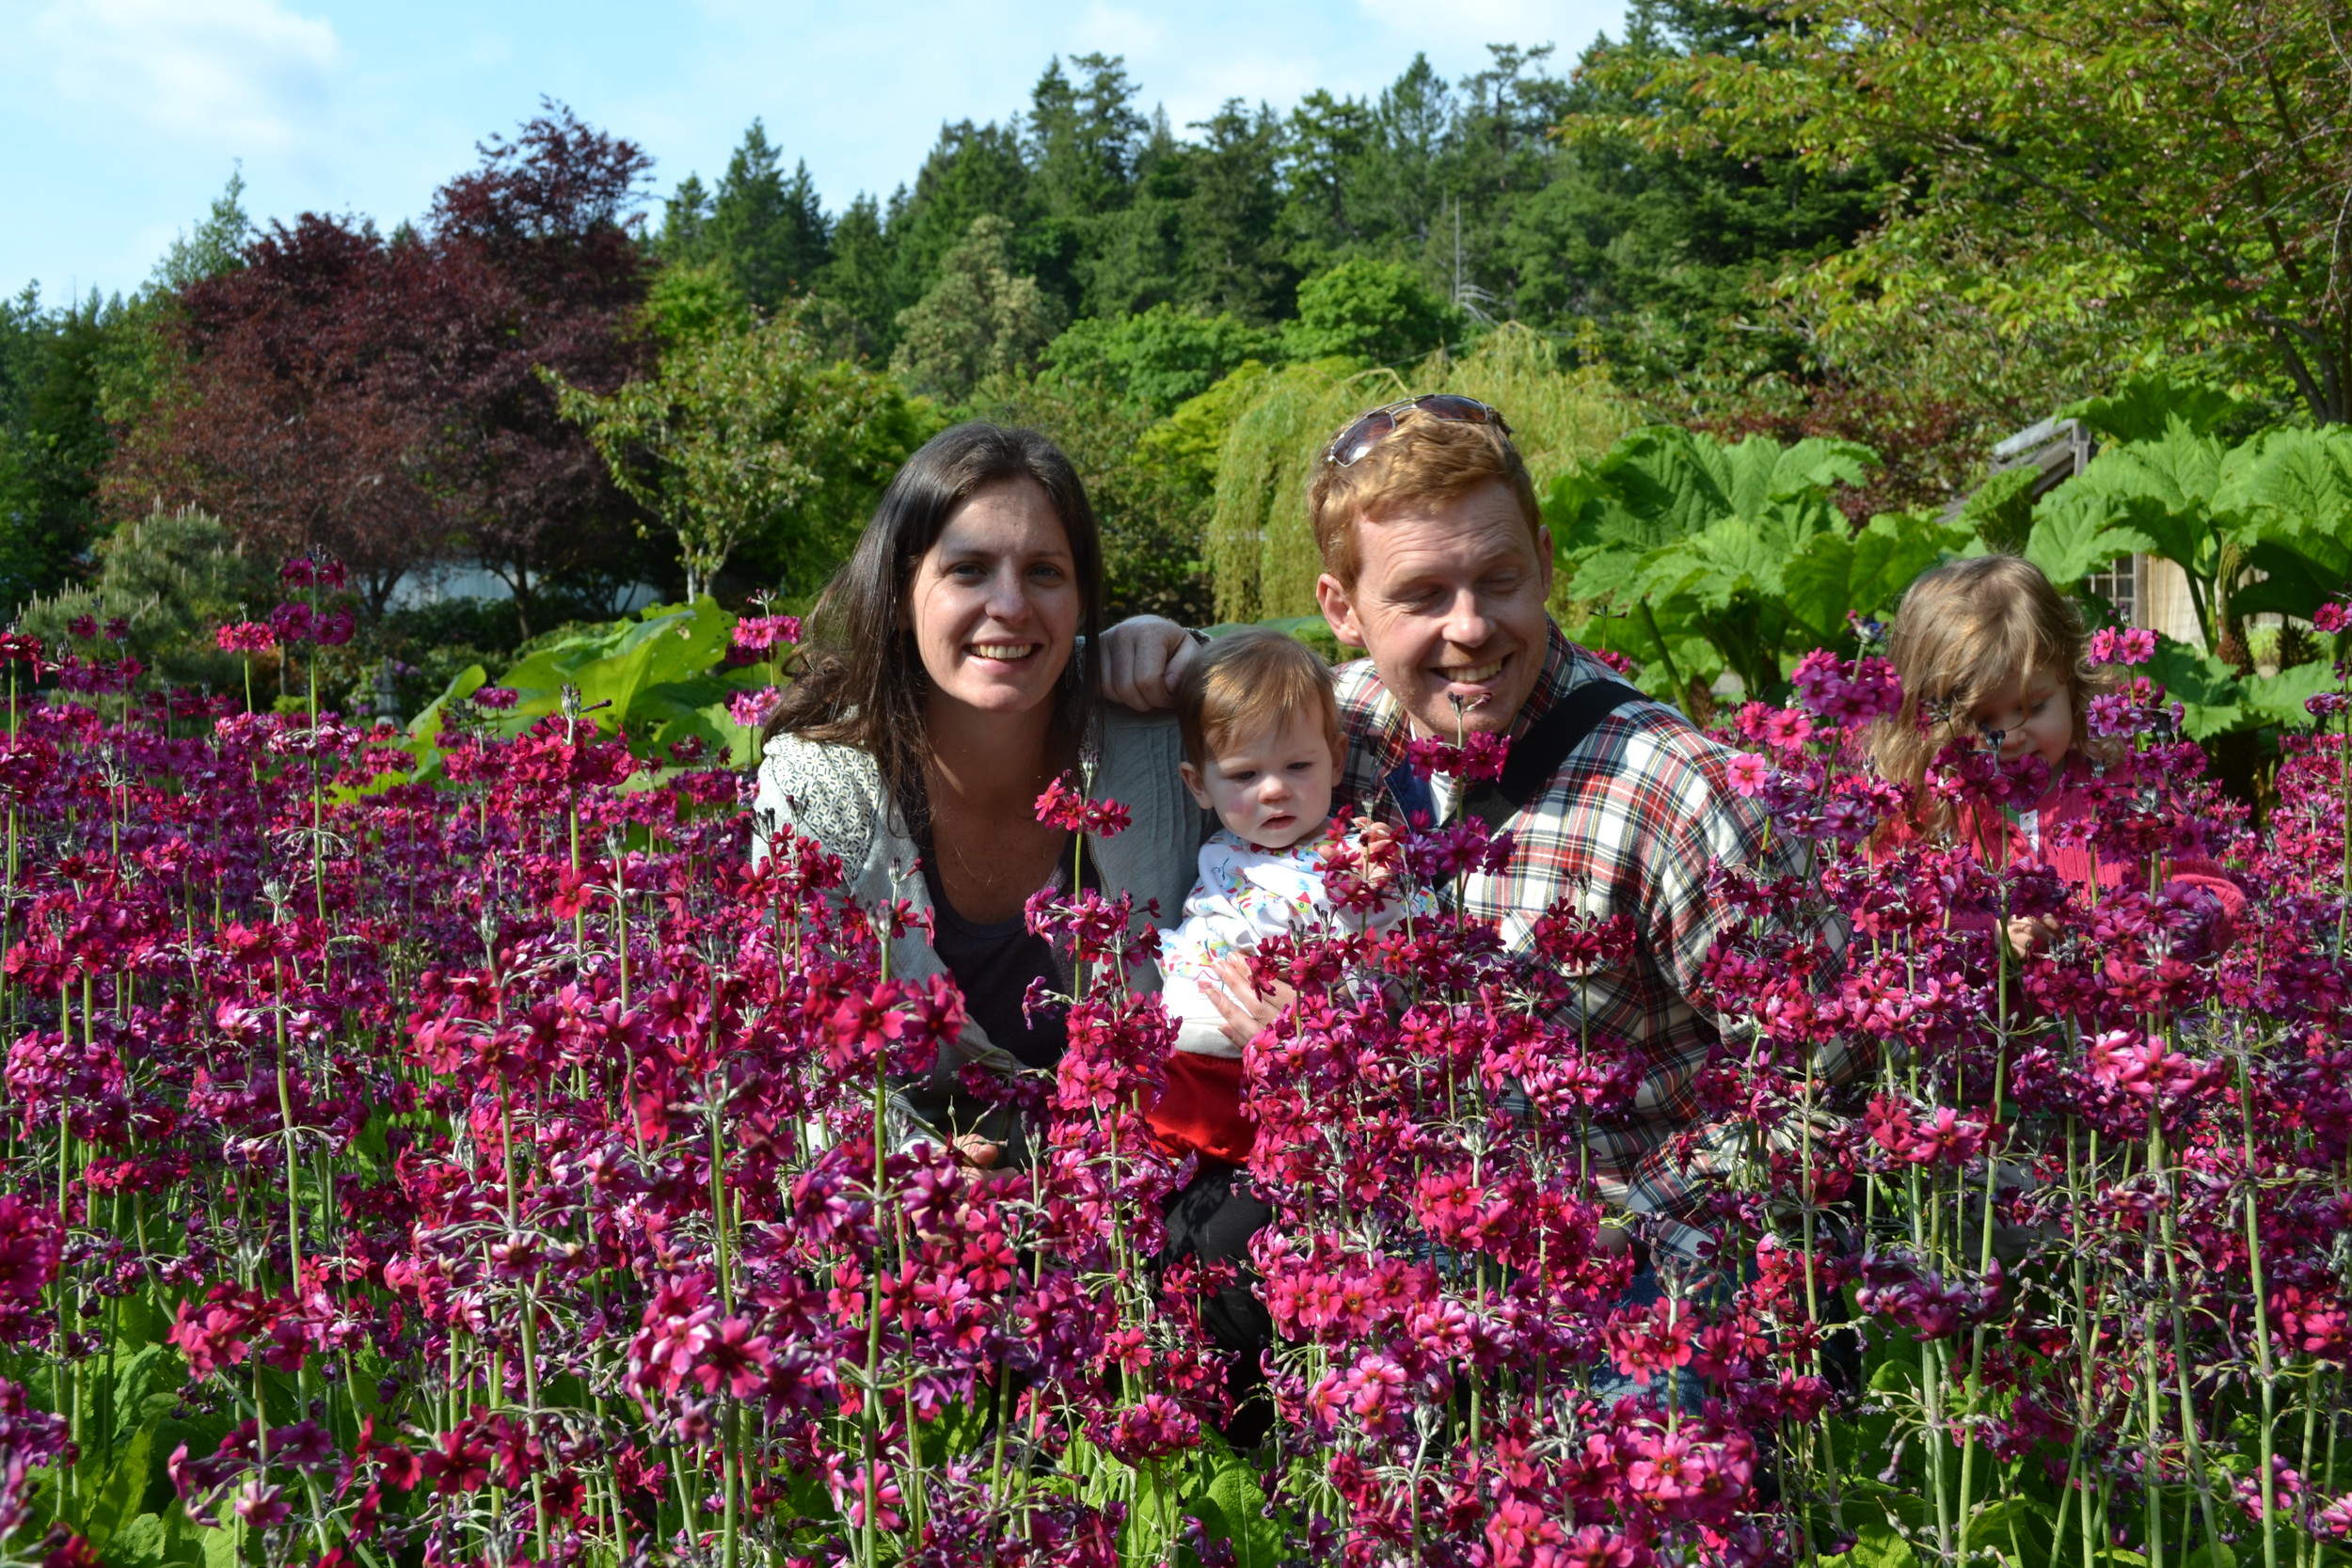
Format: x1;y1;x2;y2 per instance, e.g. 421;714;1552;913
1785;510;1966;644
2181;1543;2238;1568
1181;1428;1284;1568
110;1343;176;1448
111;1512;167;1566
1845;1517;1921;1568
1964;1496;2055;1566
1962;467;2042;554
77;1415;155;1553
2025;490;2154;589
2241;659;2343;728
2064;427;2229;581
2143;635;2248;737
2063;371;2249;444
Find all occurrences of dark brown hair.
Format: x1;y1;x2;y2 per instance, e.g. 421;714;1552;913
1175;628;1342;772
759;421;1105;821
1307;408;1542;586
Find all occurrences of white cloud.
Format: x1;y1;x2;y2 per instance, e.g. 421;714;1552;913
32;0;342;154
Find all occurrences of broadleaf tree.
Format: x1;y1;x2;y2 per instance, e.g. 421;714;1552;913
551;309;911;602
1609;0;2352;421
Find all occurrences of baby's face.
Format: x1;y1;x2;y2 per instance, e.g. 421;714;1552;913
1179;707;1337;850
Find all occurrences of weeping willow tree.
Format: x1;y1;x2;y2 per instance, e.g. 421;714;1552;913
1205;325;1634;623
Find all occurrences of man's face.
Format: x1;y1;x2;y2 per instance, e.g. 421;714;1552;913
1314;481;1553;737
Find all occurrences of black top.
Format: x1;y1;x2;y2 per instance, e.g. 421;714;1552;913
919;837;1099;1071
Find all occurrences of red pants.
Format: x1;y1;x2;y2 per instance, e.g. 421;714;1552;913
1146;1052;1255;1165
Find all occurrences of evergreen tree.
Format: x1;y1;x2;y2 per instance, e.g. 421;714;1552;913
0;288;115;612
891;122;1033;313
659;173;714;261
1024;54;1147;313
151;167;254;293
1178;101;1292;324
812;194;905;359
706;119;832;310
1079;110;1187;318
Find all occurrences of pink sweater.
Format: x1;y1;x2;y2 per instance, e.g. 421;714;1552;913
1879;753;2246;943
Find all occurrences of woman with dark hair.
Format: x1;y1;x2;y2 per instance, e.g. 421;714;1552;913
754;421;1204;1160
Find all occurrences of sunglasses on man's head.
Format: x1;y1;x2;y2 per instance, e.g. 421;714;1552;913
1324;394;1514;467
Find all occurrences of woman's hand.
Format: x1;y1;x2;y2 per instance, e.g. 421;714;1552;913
1203;954;1295;1048
951;1132;1000;1169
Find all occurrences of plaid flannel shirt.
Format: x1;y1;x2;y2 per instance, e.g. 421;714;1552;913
1335;623;1809;1245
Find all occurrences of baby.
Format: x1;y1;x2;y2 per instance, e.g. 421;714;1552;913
1147;628;1423;1164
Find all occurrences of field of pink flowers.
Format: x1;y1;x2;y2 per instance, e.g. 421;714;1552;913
0;564;2346;1568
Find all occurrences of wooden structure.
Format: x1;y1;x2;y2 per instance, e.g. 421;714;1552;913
1982;417;2205;648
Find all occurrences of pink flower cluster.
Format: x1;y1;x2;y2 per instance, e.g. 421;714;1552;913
0;578;2335;1566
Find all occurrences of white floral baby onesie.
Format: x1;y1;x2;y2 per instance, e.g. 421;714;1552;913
1159;826;1428;1057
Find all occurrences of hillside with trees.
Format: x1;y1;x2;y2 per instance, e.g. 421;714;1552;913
0;0;2300;717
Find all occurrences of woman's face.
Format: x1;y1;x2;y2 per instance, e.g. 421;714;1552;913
905;478;1081;721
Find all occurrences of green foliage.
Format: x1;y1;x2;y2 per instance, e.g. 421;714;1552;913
1205;325;1633;622
1620;0;2352;423
1041;306;1277;416
642;261;752;349
1549;424;1957;703
890;216;1062;404
0;286;121;614
1279;259;1457;368
1552;8;1893;398
148;168;253;295
972;371;1215;622
660;121;832;312
2063;370;2253;445
405;597;770;773
1959;467;2040;557
19;505;272;689
2017;402;2352;658
552;309;918;600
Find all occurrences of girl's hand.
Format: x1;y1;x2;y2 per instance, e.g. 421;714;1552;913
1204;955;1295;1047
951;1132;1000;1169
2004;914;2060;958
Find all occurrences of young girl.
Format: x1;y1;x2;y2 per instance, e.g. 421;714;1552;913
1868;554;2244;951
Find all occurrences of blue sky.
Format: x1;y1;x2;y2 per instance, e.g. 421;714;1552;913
4;0;1629;306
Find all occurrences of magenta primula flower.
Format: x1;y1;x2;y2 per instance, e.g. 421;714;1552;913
213;622;276;654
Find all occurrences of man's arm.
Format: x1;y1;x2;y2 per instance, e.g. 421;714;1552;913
1100;616;1199;711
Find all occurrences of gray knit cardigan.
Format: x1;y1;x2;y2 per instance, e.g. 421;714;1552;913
752;705;1205;1150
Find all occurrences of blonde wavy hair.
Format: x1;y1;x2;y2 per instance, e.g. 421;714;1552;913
1868;555;2105;827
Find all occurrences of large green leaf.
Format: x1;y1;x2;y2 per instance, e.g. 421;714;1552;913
2024;489;2154;589
1960;466;2041;554
1963;1496;2056;1567
1181;1429;1285;1568
2144;635;2247;738
2219;426;2352;618
1550;425;1875;701
1724;434;1875;516
1785;509;1968;644
2241;660;2343;728
2063;371;2249;443
2068;426;2230;578
1844;1518;1922;1568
